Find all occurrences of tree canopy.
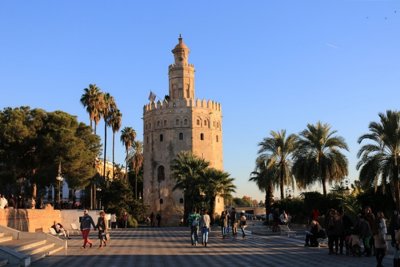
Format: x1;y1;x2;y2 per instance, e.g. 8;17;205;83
0;106;101;195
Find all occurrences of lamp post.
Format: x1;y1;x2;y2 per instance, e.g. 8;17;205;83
96;187;102;210
55;161;64;209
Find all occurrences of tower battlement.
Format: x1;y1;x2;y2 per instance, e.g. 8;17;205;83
143;98;221;113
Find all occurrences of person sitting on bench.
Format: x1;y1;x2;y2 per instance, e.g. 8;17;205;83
305;220;326;247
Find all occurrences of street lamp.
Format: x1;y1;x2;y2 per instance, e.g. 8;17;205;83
55;161;64;209
96;187;102;210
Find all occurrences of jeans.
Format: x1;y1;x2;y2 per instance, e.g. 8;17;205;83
202;227;209;244
191;226;199;245
221;226;227;236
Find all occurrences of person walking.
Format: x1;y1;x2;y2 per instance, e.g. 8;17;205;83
200;209;211;247
374;211;387;267
156;213;162;227
220;210;228;238
188;209;201;245
239;211;247;238
96;210;109;248
230;207;237;237
80;209;96;249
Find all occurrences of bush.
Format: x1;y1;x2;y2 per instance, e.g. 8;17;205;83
128;216;138;228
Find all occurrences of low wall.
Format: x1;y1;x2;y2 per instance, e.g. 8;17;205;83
0;205;61;232
0;206;99;233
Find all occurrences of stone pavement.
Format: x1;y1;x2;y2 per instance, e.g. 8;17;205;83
32;227;392;267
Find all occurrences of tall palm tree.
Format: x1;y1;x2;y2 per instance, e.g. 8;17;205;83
292;121;348;196
100;92;116;181
109;109;122;180
129;141;144;199
80;84;103;134
357;110;400;210
249;156;277;218
120;127;137;178
201;168;236;222
258;130;297;199
171;151;210;223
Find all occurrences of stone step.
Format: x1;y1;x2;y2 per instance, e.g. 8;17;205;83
0;236;13;243
16;240;48;253
0;233;5;238
31;245;64;263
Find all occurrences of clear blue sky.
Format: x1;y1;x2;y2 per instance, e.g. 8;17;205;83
1;1;399;201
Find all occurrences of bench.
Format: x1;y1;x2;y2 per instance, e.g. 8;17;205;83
279;224;296;237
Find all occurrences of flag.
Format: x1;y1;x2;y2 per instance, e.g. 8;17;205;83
148;91;156;102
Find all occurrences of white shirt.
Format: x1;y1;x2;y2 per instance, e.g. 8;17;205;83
0;197;8;209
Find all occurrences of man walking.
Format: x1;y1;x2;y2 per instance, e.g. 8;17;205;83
80;209;96;249
188;209;201;246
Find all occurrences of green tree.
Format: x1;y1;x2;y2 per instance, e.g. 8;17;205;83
250;156;277;216
292;121;349;196
258;130;297;199
201;168;236;221
80;84;103;134
171;151;209;222
120;127;137;178
357;110;400;210
0;107;101;203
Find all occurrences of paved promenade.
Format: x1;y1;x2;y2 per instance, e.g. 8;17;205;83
33;227;392;267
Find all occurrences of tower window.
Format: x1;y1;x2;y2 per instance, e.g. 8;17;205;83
184;119;188;125
176;119;180;126
157;121;160;127
160;134;164;142
216;135;219;142
204;120;207;126
197;119;200;126
179;133;183;140
200;133;204;140
147;136;149;144
164;120;167;126
157;166;165;182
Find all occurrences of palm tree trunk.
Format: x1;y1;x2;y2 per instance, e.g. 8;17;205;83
103;122;107;181
280;167;284;199
112;132;115;180
209;195;216;224
125;149;128;181
394;165;400;211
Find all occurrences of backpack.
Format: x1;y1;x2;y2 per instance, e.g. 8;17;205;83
192;218;199;226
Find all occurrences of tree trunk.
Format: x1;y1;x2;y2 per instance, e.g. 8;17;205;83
103;122;107;181
209;195;216;225
322;177;327;196
280;167;284;199
112;132;115;180
394;165;400;211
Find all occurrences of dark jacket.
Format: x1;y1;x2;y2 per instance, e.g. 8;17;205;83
80;214;96;231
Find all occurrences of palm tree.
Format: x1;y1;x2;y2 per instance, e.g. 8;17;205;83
109;109;122;180
128;141;144;199
292;121;349;196
357;110;400;210
171;151;209;223
100;92;116;181
258;130;297;199
201;168;236;222
120;127;137;178
249;156;277;218
80;84;103;134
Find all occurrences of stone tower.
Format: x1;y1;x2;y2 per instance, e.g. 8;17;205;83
143;36;224;225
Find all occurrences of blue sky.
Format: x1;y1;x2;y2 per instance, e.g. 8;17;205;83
0;1;399;201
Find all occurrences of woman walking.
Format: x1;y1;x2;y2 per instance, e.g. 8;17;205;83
80;209;96;249
374;211;387;267
96;210;109;248
200;209;211;247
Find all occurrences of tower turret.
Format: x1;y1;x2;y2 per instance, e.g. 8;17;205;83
169;35;195;100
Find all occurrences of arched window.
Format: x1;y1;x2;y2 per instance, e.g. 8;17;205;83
164;120;167;126
176;119;180;126
197;119;200;126
179;133;183;140
216;135;219;142
157;121;161;127
204;120;207;126
160;134;164;142
200;133;204;140
157;166;165;182
184;119;188;125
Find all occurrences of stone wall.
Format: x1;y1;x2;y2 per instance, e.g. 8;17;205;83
0;206;99;233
